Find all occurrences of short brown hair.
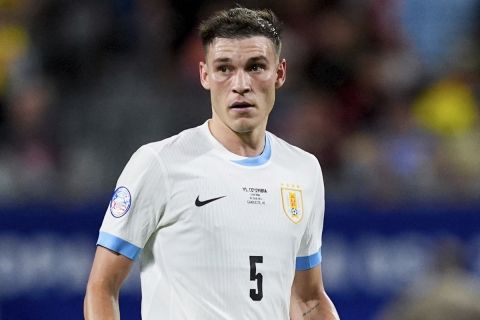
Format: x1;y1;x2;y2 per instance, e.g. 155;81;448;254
199;7;282;55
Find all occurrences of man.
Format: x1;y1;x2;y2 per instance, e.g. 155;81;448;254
84;7;339;320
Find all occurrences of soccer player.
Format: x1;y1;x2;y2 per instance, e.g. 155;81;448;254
84;7;340;320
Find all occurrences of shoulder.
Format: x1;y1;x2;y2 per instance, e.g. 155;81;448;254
134;124;210;165
268;132;320;170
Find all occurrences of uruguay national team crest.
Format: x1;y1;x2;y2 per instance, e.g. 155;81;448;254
281;185;304;224
110;186;132;218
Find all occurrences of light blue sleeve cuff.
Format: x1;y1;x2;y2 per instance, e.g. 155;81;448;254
97;231;142;260
296;251;322;271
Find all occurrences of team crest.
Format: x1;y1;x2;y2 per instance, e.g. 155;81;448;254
281;185;304;224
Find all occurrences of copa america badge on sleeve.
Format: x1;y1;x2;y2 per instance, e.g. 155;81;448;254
110;186;132;218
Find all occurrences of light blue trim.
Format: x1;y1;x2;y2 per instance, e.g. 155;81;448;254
231;135;271;166
97;232;142;261
296;251;322;271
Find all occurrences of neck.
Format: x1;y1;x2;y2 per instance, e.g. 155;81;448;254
208;120;266;157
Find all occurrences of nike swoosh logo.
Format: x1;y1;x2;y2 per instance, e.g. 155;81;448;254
195;195;226;207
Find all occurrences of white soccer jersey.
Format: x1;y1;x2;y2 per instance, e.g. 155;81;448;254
98;121;325;319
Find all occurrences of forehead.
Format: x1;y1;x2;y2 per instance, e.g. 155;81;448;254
207;36;277;62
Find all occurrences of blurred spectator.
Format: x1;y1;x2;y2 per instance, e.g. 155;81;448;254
272;89;344;175
377;237;480;320
0;76;59;201
399;0;478;77
340;99;438;202
413;78;478;136
0;0;30;133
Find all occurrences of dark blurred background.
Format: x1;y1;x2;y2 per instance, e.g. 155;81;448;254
1;0;479;319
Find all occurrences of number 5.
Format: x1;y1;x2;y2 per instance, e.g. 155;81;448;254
249;256;263;301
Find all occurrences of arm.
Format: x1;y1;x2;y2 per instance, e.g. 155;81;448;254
290;265;340;320
84;246;134;320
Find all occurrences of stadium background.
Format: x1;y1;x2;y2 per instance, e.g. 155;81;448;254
1;0;479;319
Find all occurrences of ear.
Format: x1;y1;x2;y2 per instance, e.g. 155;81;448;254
275;59;287;89
199;61;210;90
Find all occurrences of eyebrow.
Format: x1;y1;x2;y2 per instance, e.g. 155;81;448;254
212;57;232;64
247;56;268;63
211;55;269;64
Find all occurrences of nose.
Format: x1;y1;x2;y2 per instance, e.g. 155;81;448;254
232;70;251;95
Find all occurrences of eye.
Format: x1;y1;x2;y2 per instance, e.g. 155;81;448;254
216;65;231;73
248;63;266;72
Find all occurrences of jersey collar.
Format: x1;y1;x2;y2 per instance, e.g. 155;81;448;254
202;121;272;167
230;135;271;166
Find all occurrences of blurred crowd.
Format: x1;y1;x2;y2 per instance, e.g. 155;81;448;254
0;0;479;204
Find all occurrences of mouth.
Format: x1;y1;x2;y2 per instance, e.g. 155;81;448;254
229;101;255;109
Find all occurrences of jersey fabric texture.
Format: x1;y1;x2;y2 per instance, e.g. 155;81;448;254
97;121;325;320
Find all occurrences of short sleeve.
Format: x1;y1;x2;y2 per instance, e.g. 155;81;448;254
97;145;169;260
296;159;325;270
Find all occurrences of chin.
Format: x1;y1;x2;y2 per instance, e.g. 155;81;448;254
232;116;268;133
231;125;253;134
230;121;256;133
